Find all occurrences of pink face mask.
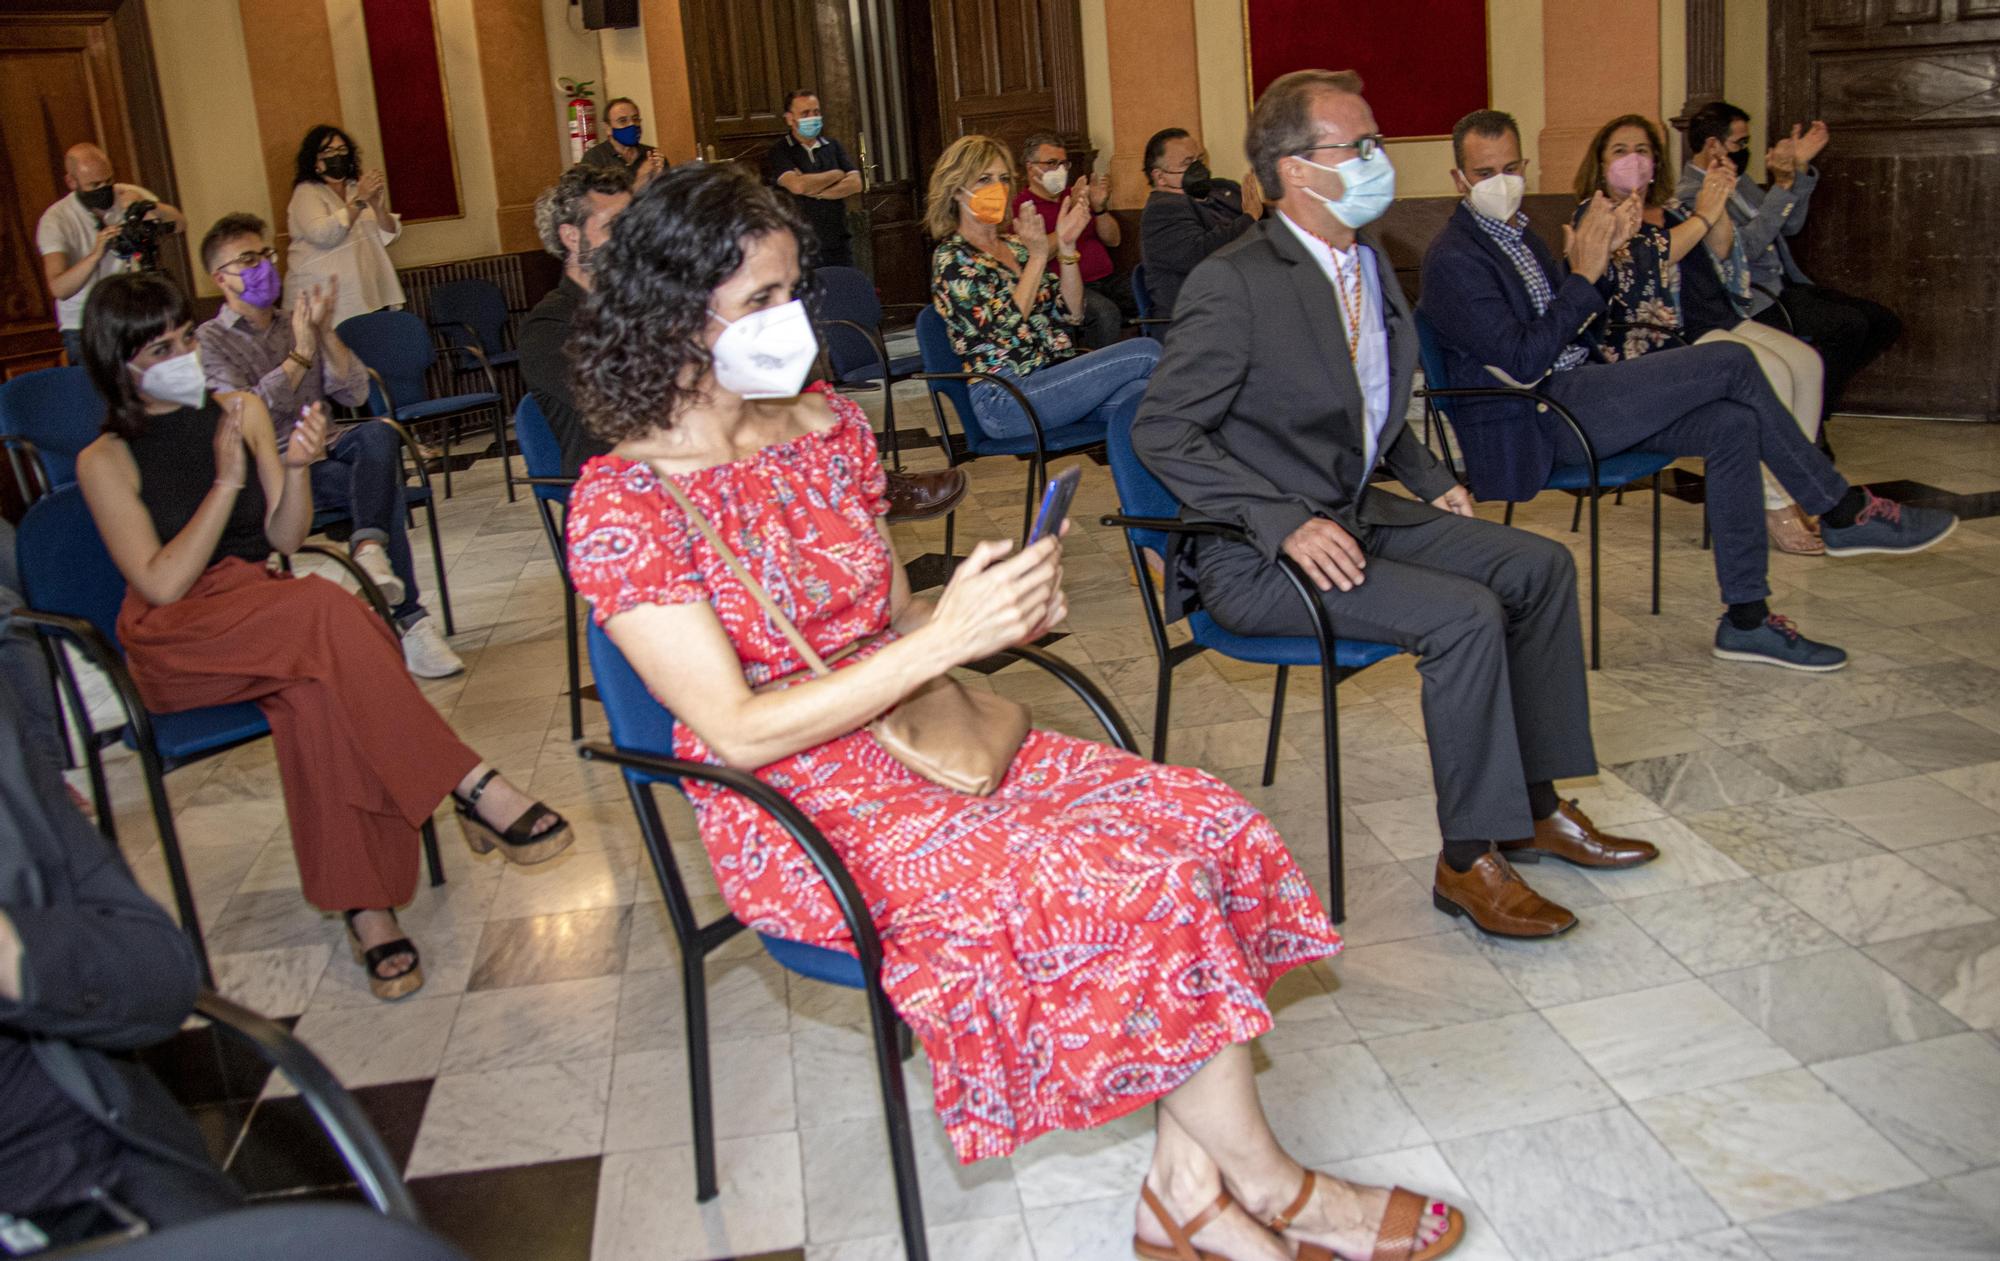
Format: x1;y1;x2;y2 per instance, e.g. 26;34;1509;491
1606;152;1654;197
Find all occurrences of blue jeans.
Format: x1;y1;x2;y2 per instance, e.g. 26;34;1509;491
61;329;84;367
311;421;424;625
968;339;1161;441
1542;341;1850;606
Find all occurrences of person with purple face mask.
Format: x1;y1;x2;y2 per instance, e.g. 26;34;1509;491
193;213;462;679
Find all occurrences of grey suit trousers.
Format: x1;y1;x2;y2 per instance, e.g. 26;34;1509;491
1195;511;1597;842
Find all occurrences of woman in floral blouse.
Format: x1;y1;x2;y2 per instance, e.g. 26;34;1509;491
1574;114;1828;555
927;134;1159;442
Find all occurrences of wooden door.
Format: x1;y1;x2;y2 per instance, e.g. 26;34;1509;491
682;0;821;168
1771;0;2000;420
927;0;1085;154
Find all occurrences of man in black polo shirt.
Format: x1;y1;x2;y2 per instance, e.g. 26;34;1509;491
762;88;862;269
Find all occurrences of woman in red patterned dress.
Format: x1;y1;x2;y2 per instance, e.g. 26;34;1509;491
563;164;1463;1261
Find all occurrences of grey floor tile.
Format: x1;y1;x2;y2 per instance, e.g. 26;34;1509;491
1622;878;1844;975
1473;903;1691;1009
1544;979;1797;1102
1744;1182;2000;1260
1809;1031;2000;1176
592;1133;806;1261
1707;948;1964;1063
1323;933;1528;1039
1766;854;1994;946
1593;1227;1773;1261
1901;833;2000;914
1805;775;2000;850
1370;1011;1618;1140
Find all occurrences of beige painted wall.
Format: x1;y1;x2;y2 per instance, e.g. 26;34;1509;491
1725;0;1769;181
544;0;608;168
597;27;660;158
147;0;272;296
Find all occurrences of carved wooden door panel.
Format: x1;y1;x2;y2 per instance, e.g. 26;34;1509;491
927;0;1084;155
1771;0;2000;419
682;0;821;168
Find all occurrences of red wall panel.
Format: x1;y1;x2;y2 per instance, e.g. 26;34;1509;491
359;0;461;220
1246;0;1490;139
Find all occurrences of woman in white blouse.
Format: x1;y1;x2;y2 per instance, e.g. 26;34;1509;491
286;125;404;326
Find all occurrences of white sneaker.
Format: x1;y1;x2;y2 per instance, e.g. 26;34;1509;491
401;614;464;678
353;543;406;608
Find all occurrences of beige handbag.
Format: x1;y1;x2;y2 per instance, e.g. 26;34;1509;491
656;471;1030;795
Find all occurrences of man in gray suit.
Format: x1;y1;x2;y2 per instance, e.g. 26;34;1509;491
1134;69;1658;939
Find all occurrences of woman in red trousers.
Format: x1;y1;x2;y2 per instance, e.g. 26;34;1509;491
75;272;570;1001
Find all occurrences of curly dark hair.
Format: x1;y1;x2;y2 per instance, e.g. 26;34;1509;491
293;124;359;186
81;271;194;439
570;163;815;440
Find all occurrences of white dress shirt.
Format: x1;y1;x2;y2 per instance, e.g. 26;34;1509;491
1278;211;1391;474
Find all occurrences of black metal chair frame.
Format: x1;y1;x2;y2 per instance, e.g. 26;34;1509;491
194;989;422;1222
909;368;1105;546
14;548;445;985
520;474;585;740
578;643;1135;1261
309;415;459;638
1099;514;1376;922
817;302;930;471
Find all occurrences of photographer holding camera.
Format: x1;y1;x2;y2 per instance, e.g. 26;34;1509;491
37;143;184;365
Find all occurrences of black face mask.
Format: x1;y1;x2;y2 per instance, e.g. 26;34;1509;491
78;185;116;214
1727;148;1749;177
321;154;357;183
1180;162;1213;200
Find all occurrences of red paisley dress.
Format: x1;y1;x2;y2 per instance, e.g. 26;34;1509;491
565;386;1341;1163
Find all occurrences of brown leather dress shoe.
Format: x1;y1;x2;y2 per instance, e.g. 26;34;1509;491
1500;800;1659;869
882;468;968;522
1433;852;1577;938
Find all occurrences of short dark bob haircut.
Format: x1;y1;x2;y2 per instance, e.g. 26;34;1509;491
81;270;194;440
570;162;814;441
293;124;360;186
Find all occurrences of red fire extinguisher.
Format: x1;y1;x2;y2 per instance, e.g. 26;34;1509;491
561;78;597;163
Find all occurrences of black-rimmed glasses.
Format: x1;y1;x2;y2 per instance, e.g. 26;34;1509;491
1296;134;1383;162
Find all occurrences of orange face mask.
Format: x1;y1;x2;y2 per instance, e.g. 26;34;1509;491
964;181;1009;225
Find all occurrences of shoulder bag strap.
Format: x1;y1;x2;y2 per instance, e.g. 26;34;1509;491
652;466;833;678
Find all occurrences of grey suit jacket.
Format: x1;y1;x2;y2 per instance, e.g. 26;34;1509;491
1133;216;1456;604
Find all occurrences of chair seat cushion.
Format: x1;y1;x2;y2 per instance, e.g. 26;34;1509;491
141;702;271;763
1189;611;1404;672
454;349;519;370
968;418;1108;457
758;933;865;988
396;393;503;422
837;353;923;386
1544;451;1678;492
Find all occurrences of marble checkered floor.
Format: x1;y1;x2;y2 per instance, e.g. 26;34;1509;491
82;387;2000;1261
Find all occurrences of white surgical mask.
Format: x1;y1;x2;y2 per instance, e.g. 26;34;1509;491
1293;147;1396;229
1465;172;1525;223
707;299;816;400
131;348;207;410
1037;168;1068;197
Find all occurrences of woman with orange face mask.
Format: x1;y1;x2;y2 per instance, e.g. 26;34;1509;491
926;133;1160;445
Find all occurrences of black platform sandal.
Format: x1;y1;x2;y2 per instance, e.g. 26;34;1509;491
344;909;424;1001
452;768;573;865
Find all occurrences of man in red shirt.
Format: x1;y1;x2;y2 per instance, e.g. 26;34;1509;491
1013;133;1127;348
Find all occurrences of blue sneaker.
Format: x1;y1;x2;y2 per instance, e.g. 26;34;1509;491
1821;489;1957;557
1713;613;1848;672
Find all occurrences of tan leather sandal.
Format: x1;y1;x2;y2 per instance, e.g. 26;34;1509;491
1133;1184;1235;1261
1768;505;1826;555
1266;1172;1465;1261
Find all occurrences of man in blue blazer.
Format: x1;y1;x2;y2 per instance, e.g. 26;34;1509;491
1419;109;1954;672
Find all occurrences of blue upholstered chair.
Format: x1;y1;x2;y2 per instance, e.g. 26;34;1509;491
1100;410;1406;923
1412;309;1673;671
578;615;1135;1261
809;265;927;469
511;395;588;740
338;309;513;502
11;486;444;984
0;365;105;489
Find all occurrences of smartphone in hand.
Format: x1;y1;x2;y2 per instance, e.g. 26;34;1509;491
1027;466;1082;545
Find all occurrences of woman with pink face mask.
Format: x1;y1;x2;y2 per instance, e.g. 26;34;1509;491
1574;115;1829;556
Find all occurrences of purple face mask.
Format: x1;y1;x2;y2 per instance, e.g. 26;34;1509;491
1606;152;1655;197
236;258;282;308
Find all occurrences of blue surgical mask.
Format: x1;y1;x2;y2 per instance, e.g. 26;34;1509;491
797;117;824;140
610;124;642;147
1293;147;1397;229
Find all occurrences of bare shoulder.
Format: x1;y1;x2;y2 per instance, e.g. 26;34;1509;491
76;431;136;492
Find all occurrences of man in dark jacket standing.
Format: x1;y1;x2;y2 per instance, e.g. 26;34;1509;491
1137;72;1658;941
1138;127;1259;319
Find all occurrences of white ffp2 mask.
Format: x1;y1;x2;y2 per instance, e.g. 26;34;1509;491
1466;172;1525;223
708;299;817;400
131;349;207;411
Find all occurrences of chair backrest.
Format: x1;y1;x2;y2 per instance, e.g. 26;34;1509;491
913;306;998;449
1104;408;1183;606
15;483;128;653
337;310;437;413
427;278;510;351
584;618;680;787
1411;308;1458;426
809;266;884;379
0;367;106;488
512;395;567;494
1130;264;1154;322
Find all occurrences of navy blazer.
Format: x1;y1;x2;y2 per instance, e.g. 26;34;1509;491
1417;204;1608;503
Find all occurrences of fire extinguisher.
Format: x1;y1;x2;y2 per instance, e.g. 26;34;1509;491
560;78;597;163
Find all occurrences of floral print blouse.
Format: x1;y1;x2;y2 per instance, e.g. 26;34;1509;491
930;233;1080;380
1578;201;1751;362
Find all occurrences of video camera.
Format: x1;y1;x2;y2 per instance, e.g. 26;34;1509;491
108;200;171;271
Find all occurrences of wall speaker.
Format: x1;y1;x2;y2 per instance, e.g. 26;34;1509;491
580;0;638;30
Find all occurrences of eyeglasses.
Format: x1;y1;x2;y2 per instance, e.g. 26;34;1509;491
1296;134;1383;162
221;247;277;272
